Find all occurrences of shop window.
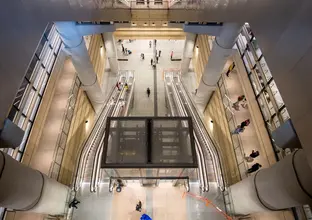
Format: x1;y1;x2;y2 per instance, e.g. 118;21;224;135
246;45;256;67
251;37;262;59
25;56;39;80
35;36;47;57
263;90;276;116
237;34;247;54
19;122;32;152
253;66;265;88
273;115;280;129
259;56;272;81
257;94;271;121
22;88;36;116
33;66;45;89
269;80;284;108
13;78;29;108
30;96;41;121
17;115;26;129
249;74;261;95
242;54;251;73
281;108;290;122
8;107;18;121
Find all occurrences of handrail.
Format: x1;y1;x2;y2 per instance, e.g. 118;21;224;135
73;83;117;191
171;76;209;192
90;76;135;192
90;81;126;192
165;73;208;192
178;76;225;191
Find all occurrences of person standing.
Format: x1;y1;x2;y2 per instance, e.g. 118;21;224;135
156;56;159;63
147;88;151;97
154;39;157;46
170;51;173;60
244;150;260;162
150;58;153;66
136;200;142;212
247;163;262;174
158;50;161;57
122;44;125;54
149;41;152;48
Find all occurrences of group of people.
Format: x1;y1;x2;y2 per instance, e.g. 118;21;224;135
121;44;132;55
245;150;262;174
116;82;129;91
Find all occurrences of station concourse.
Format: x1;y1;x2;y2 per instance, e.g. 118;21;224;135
0;1;312;220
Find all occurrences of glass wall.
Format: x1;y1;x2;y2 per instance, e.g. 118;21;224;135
3;23;62;161
236;23;311;219
236;23;290;137
0;23;62;219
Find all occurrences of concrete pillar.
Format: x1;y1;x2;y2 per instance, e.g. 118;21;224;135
181;33;196;74
0;151;69;215
56;22;115;113
195;23;242;112
103;32;119;74
230;149;312;215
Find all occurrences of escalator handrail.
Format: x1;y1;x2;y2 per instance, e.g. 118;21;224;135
73;80;119;191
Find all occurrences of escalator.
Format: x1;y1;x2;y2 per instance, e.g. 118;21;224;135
73;72;135;192
164;71;225;192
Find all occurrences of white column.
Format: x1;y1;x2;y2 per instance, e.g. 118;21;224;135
103;32;119;74
230;149;312;215
0;152;70;214
56;22;106;113
195;23;242;112
181;33;196;74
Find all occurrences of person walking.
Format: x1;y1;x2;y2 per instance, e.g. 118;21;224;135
247;163;262;174
156;56;159;63
158;50;161;57
122;44;125;54
170;51;173;60
226;62;235;77
136;200;142;212
147;88;151;97
149;41;152;48
69;198;80;209
150;58;153;66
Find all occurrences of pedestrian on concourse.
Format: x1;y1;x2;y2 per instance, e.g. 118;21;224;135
240;119;250;129
226;62;235;77
231;119;250;135
147;88;151;97
158;50;161;57
250;150;260;158
150;58;153;66
122;44;125;53
244;150;260;162
232;95;246;110
136;200;142;212
124;48;128;55
170;51;173;60
69;198;80;209
156;56;159;63
154;39;157;46
247;163;262;174
149;41;152;48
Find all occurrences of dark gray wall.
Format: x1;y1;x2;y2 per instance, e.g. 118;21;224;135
1;0;312;167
